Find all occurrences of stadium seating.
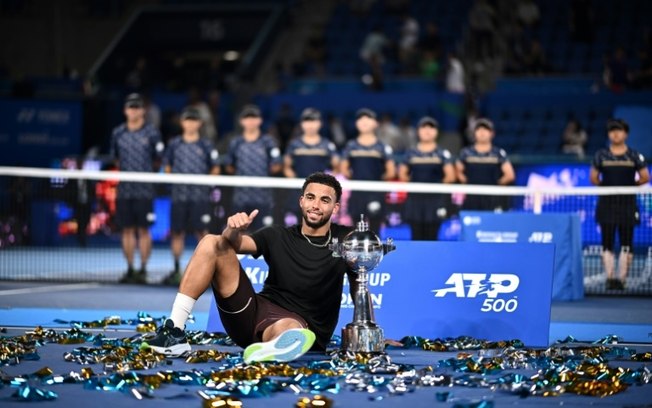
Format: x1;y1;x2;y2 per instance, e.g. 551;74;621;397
308;0;652;156
323;0;648;77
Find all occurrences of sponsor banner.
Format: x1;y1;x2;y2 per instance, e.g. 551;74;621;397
460;211;584;301
207;241;554;346
0;99;82;166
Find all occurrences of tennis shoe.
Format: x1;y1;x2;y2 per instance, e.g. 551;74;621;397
119;268;146;284
243;328;315;364
141;319;191;357
162;271;182;286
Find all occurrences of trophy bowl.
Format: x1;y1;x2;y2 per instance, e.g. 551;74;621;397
340;229;384;273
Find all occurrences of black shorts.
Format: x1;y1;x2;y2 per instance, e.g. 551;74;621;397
462;194;510;212
115;198;154;229
170;201;211;233
212;267;308;348
596;196;639;225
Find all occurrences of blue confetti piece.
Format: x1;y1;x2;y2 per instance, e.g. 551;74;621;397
13;384;58;401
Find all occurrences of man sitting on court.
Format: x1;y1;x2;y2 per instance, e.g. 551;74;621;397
142;172;355;363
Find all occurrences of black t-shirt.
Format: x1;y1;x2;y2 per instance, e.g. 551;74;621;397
251;223;354;349
592;147;647;187
592;147;647;224
457;145;509;185
457;145;511;211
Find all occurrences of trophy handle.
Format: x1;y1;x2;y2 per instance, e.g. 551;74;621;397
330;237;341;257
382;237;395;255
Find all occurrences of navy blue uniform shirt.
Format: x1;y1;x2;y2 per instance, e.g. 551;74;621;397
224;134;282;207
341;139;393;180
457;146;509;185
592;148;647;186
285;137;338;178
109;122;163;199
164;136;220;202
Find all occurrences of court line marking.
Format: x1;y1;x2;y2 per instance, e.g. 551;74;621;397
0;326;142;332
0;283;102;296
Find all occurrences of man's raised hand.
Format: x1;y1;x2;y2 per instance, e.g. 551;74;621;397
227;209;259;231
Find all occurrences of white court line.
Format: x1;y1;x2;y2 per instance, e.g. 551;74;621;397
2;325;141;332
0;283;102;296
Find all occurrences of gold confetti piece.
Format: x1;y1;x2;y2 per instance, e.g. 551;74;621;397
632;352;652;361
566;379;627;397
185;349;228;363
202;396;244;407
33;367;53;378
136;323;157;333
80;367;95;379
295;395;333;408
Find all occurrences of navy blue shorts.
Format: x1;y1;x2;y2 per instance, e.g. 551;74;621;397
115;198;154;229
170;201;212;233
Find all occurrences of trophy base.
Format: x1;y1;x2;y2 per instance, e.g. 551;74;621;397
341;323;385;353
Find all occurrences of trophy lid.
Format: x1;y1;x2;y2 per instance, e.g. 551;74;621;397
356;214;368;232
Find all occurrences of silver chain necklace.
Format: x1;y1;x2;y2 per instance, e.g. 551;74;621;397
301;228;332;248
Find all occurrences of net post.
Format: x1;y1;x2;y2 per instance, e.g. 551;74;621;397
532;190;543;214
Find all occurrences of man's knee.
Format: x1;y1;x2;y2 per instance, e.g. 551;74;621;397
197;234;233;257
196;234;217;255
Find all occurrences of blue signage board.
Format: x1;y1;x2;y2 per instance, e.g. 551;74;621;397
208;241;555;347
0;99;82;167
460;211;584;301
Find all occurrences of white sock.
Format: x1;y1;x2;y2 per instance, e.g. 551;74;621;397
169;292;196;329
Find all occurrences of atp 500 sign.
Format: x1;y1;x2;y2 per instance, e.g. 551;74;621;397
432;273;520;313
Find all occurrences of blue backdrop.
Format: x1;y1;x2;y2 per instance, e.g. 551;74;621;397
0;99;82;167
207;241;555;346
460;211;584;301
614;106;652;158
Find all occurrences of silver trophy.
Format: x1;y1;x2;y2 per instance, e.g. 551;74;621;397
330;214;395;353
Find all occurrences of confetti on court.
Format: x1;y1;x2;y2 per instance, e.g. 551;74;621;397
0;314;650;403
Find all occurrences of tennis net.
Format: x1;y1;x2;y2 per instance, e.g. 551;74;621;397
1;165;651;295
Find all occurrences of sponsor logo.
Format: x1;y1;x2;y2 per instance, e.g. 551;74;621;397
528;232;553;243
432;273;520;313
462;216;481;226
17;108;70;125
475;230;518;243
17;109;36;123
